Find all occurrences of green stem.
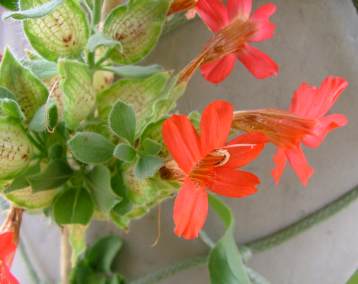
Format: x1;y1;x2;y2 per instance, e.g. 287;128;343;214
130;185;358;284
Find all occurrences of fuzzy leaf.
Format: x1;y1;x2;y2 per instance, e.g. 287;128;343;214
0;98;25;121
0;49;48;120
134;155;163;179
53;187;94;225
3;0;63;19
29;101;58;132
104;64;162;78
68;132;114;164
109;100;136;145
58;59;96;130
87;32;121;53
22;59;58;80
21;0;89;61
113;144;136;163
98;72;170;135
103;0;170;64
140;138;161;155
0;0;18;10
27;160;73;192
68;225;87;264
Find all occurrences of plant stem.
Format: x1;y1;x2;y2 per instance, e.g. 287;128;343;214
60;227;71;284
130;185;358;284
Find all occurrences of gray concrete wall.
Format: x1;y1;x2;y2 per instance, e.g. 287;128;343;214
1;0;358;283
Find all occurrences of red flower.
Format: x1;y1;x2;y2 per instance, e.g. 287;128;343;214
0;232;19;284
196;0;279;83
272;76;348;186
162;100;265;239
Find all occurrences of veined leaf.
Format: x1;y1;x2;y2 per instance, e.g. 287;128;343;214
0;98;25;122
3;0;63;20
103;0;170;64
22;59;58;80
0;49;48;120
0;118;34;180
113;144;136;163
134;155;163;179
53;187;94;225
98;72;170;135
58;59;96;130
208;195;251;284
29;101;58;132
21;0;90;61
4;186;59;210
87;32;122;53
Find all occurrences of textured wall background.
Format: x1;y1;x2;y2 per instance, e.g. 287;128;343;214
1;0;358;283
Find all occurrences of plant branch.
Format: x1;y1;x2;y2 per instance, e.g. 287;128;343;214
130;185;358;284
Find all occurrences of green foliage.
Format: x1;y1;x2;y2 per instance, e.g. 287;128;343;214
68;132;115;164
103;0;171;64
109;100;136;145
134;155;163;180
53;187;94;225
347;271;358;284
208;195;251;284
58;59;96;130
87;32;122;53
71;235;125;284
104;64;163;78
113;144;136;162
0;49;48;120
29;101;58;132
0;0;18;10
21;0;89;61
2;0;63;20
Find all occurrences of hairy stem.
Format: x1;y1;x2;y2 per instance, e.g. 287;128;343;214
130;185;358;284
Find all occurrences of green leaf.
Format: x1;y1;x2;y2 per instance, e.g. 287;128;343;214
109;100;136;145
58;59;96;130
104;64;162;78
68;224;87;264
0;87;16;100
68;132;114;164
0;98;25;121
103;0;170;64
87;32;122;53
208;195;251;284
0;49;48;120
29;101;58;132
53;187;94;225
140;138;161;155
0;118;34;180
85;165;120;213
134;155;163;179
98;72;170;135
21;0;90;61
3;0;63;19
0;0;18;10
22;59;58;80
113;144;136;163
4;186;59;210
27;160;73;192
348;271;358;284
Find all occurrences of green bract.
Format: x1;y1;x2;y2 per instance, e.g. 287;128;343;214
21;0;89;61
98;72;171;135
58;59;96;130
0;49;48;120
0;118;34;180
103;0;170;64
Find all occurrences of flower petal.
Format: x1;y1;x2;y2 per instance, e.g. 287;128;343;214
0;264;19;284
0;232;16;266
303;114;348;148
290;76;348;118
249;3;277;42
286;146;314;186
272;148;287;185
200;54;236;84
196;0;228;32
200;100;233;156
227;0;252;21
162;115;201;174
237;44;278;79
222;132;267;168
173;178;208;240
211;168;259;197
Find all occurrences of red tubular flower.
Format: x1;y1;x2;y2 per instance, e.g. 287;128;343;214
168;0;198;16
162;100;266;239
192;0;278;83
0;232;18;284
272;76;348;186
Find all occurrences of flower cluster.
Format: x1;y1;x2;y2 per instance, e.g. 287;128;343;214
162;0;348;239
